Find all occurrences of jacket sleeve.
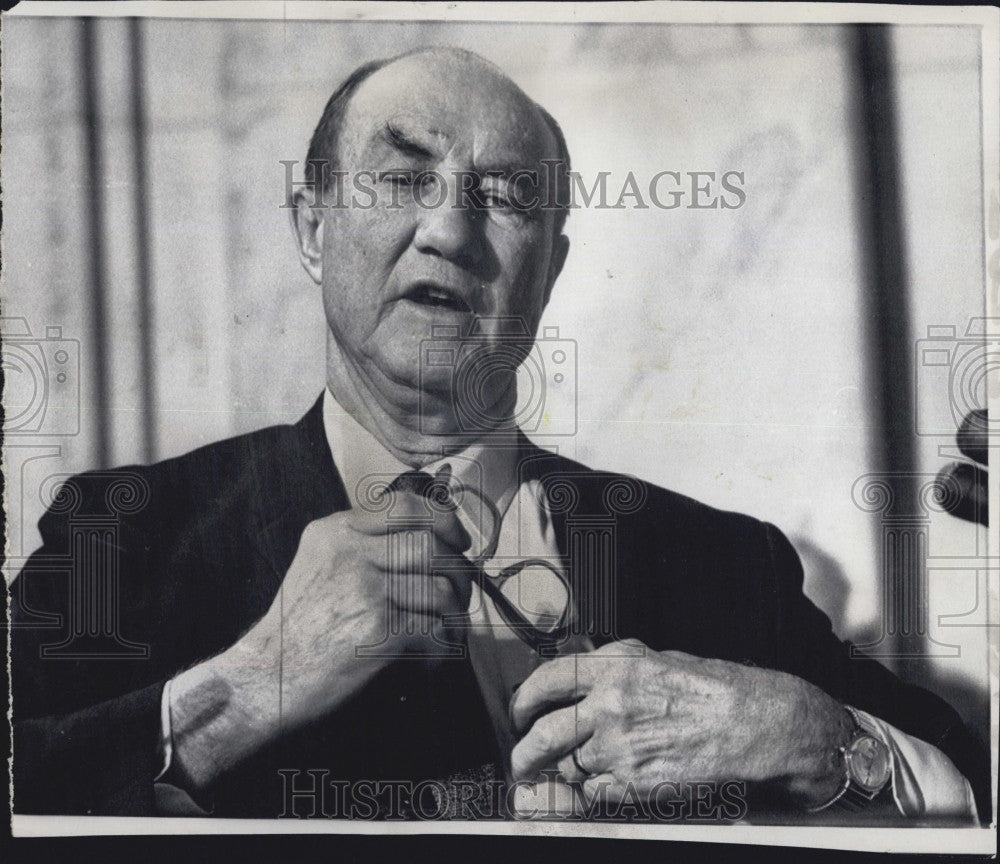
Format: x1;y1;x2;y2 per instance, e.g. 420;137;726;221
9;470;168;816
762;522;990;824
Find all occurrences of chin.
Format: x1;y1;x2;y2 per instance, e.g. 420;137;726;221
367;344;515;436
385;360;446;404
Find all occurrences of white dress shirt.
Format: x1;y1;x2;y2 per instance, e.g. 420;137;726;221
322;388;594;774
155;389;977;820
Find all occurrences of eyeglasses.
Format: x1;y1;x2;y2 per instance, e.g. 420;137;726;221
403;472;572;654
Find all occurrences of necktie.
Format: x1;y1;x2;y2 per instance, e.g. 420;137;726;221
384;466;590;817
386;464;505;816
387;466;455;510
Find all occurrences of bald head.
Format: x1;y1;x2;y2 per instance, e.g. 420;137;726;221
305;47;571;235
289;46;573;453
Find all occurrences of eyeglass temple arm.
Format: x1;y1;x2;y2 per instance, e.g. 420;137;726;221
445;481;566;652
475;562;567;653
446;479;503;564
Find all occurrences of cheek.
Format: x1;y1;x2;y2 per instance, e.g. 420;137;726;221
322;209;413;311
493;228;553;313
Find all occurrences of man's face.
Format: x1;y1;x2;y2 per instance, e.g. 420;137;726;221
313;51;568;427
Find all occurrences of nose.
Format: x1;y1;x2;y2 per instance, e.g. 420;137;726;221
413;174;483;266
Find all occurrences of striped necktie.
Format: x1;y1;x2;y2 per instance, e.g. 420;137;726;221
386;463;506;816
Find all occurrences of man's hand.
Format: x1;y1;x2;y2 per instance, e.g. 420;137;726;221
166;493;473;794
938;409;988;526
508;640;854;811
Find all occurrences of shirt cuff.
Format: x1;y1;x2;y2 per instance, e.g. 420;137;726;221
154;678;214;816
850;707;977;822
154;678;174;782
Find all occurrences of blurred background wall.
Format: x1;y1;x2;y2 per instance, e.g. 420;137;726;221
2;18;989;744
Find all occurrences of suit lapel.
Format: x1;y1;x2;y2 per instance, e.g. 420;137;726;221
246;394;350;582
239;408;637;648
516;436;631;648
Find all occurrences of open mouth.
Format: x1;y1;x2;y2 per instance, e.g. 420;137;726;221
403;281;473;313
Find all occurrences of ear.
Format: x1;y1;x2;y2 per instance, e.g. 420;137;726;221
542;233;570;308
288;187;324;285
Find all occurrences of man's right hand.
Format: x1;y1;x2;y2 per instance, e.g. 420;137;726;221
164;492;473;795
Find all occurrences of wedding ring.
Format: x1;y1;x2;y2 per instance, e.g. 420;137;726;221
571;746;592;777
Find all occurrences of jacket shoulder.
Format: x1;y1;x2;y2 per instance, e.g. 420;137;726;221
531;446;775;545
532;449;791;655
36;417;306;538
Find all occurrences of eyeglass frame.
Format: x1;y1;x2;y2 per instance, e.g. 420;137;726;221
408;475;574;654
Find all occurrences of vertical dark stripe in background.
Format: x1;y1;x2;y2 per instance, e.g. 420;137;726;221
81;19;111;469
847;25;921;664
128;17;158;463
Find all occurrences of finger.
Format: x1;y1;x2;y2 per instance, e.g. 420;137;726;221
510;779;584;820
372;533;476;610
554;731;605;783
936;462;988;527
428;509;473;555
957;410;989;466
386;571;468;615
348;493;472;551
429;553;476;610
365;524;474;578
510;702;595;781
580;773;620;803
555;751;587;783
509;654;595;734
347;493;426;533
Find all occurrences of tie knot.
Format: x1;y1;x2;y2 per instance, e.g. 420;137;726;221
388;465;456;511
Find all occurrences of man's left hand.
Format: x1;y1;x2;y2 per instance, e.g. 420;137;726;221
509;640;855;810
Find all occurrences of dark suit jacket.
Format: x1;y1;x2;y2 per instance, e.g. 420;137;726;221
9;395;988;819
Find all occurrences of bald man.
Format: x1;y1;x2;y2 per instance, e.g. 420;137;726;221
11;48;987;822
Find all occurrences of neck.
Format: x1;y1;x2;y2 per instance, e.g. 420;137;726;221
325;335;517;468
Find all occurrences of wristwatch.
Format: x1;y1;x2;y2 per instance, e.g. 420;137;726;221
808;706;892;812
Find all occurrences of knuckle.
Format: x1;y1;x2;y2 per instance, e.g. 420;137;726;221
583;735;606;770
509;741;531;777
526;717;551;752
610;667;634;698
592;682;621;718
531;714;560;752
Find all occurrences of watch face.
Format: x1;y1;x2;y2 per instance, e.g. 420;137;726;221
846;734;892;793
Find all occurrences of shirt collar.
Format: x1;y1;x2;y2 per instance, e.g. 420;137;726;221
322;388;522;523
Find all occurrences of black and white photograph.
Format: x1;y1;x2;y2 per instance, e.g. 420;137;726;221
2;1;997;852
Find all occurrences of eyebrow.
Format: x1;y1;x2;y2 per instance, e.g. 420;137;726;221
380;122;436;160
379;121;544;180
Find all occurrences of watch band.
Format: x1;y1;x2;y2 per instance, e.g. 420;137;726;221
806;706;891;814
836;707;892;810
804;744;852;813
844;704;875;736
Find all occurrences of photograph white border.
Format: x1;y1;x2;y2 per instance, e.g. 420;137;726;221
4;1;997;853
